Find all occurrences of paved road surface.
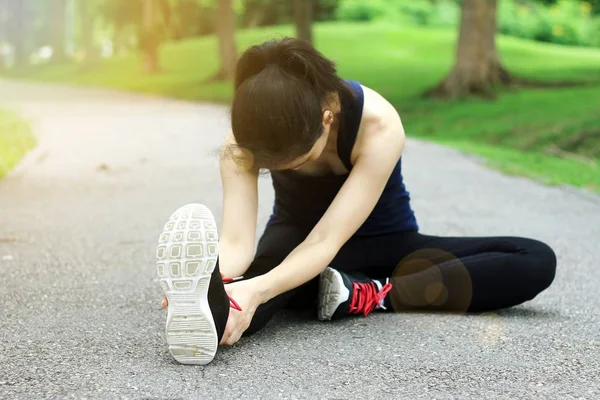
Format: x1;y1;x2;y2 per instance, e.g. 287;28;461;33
1;79;599;399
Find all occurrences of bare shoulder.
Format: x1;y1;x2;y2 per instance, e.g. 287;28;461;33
352;84;405;159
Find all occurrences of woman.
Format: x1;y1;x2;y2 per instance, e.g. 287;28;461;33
155;38;557;365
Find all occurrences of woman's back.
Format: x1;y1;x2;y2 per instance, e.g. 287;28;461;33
268;80;418;236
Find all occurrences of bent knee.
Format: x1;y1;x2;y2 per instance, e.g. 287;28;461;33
524;238;557;295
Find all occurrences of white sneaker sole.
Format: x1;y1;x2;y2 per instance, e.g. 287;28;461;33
156;203;219;365
318;267;349;321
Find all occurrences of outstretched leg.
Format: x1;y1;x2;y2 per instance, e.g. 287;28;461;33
240;221;315;335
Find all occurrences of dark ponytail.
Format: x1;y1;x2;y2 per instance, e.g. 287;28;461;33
229;37;354;170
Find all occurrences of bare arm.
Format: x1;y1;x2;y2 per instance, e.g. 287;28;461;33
253;88;406;302
218;131;259;278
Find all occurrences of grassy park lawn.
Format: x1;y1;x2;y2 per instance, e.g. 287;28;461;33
5;23;600;190
0;110;35;179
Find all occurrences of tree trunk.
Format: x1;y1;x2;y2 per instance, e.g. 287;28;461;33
79;0;97;67
142;0;160;73
294;0;313;43
485;0;511;86
0;0;6;71
426;0;512;99
212;0;237;81
242;0;260;28
11;0;27;68
52;0;68;62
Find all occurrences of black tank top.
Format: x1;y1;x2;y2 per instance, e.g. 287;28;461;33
266;80;418;236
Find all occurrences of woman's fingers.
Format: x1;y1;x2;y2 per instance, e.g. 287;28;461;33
221;334;232;346
161;293;238;344
219;308;239;346
220;328;234;346
221;322;243;346
227;330;241;345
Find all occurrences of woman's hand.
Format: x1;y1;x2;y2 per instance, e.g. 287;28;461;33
160;276;264;346
219;278;264;346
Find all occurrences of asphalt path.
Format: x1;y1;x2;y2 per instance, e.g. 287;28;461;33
1;79;599;399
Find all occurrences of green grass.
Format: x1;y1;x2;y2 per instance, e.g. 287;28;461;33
0;110;35;179
4;22;600;190
450;141;599;192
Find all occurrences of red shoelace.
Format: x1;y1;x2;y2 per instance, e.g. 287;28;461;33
229;298;242;311
349;281;393;317
223;276;243;311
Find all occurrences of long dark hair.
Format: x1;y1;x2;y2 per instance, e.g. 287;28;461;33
228;37;354;170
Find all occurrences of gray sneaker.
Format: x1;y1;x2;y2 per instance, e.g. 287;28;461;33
156;203;238;365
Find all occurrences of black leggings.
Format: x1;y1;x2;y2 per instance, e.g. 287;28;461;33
242;222;557;335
